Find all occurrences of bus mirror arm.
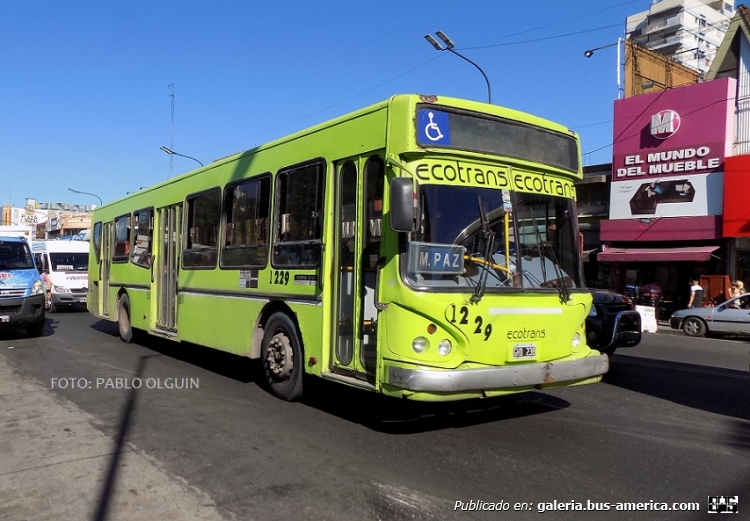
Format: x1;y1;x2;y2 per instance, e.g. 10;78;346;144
151;255;155;284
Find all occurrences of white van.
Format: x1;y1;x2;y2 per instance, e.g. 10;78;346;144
32;240;89;312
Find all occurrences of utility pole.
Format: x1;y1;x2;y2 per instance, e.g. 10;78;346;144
168;83;175;178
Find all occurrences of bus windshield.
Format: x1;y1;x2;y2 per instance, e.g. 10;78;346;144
405;184;583;293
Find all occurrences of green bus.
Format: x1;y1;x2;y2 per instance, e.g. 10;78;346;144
87;94;608;402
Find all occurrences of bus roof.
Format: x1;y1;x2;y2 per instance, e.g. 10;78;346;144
96;94;578;210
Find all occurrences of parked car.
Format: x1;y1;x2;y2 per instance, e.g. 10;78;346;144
669;292;750;337
586;289;642;356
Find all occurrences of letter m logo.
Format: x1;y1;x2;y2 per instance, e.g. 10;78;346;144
650;109;680;139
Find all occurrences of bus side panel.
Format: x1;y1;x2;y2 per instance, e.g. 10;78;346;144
176;293;324;368
127;288;150;331
177;293;264;355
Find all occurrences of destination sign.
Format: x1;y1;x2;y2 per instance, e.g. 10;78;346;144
410;160;576;198
407;242;466;276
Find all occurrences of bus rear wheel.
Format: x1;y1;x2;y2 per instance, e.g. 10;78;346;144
261;313;303;401
118;294;134;343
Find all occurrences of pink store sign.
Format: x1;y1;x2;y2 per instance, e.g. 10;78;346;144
612;77;735;180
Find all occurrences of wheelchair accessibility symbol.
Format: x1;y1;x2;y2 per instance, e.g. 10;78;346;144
424;112;444;141
417;109;450;146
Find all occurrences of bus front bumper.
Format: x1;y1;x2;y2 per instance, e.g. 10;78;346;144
386;354;609;393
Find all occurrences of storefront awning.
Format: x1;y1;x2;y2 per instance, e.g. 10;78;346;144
597;246;720;262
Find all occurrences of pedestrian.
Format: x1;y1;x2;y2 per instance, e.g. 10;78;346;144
687;279;704;309
729;280;744;308
41;270;52;310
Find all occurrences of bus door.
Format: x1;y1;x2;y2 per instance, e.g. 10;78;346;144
332;156;384;380
155;204;181;332
100;222;112;317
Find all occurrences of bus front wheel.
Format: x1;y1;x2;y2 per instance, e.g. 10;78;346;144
261;313;303;401
118;294;134;343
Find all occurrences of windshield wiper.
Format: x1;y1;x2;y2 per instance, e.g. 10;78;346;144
527;207;569;303
471;196;495;303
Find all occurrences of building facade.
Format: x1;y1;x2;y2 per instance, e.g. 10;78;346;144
626;0;735;75
1;199;92;239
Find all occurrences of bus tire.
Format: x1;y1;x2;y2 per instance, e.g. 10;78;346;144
260;313;304;401
118;294;134;343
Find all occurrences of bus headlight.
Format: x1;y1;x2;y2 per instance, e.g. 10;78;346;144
571;332;581;349
437;339;452;356
412;337;429;353
53;286;72;293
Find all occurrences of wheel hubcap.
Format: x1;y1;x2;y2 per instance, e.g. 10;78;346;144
267;332;293;381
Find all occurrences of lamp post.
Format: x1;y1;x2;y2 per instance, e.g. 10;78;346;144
67;188;103;207
160;146;204;168
425;31;492;104
584;38;623;99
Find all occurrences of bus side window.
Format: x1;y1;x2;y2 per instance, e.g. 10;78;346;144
221;176;270;268
273;162;324;268
183;189;220;268
131;208;153;268
364;156;384;268
93;222;103;264
113;214;131;261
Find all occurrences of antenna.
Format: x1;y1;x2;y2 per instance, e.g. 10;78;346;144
168;83;175;178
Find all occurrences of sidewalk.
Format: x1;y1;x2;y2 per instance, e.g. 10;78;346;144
0;355;231;521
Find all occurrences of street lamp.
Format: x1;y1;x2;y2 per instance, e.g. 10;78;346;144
160;146;204;168
425;31;492;104
67;188;103;207
584;38;624;99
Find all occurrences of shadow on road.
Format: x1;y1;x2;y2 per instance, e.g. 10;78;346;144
88;319;571;434
91;354;155;521
303;378;571;434
605;354;750;421
90;319;257;384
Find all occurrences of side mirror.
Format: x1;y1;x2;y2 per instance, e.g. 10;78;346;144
390;178;418;233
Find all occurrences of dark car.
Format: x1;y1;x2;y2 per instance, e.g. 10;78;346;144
586;289;642;356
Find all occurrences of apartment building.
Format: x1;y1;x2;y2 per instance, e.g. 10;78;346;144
627;0;735;75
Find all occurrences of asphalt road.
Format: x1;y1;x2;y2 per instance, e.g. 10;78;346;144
1;310;748;521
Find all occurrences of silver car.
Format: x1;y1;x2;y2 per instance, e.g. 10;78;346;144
670;292;750;337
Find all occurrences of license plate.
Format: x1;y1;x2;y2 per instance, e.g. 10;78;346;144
512;344;536;359
0;316;9;323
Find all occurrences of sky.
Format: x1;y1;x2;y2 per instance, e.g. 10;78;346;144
1;0;669;208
